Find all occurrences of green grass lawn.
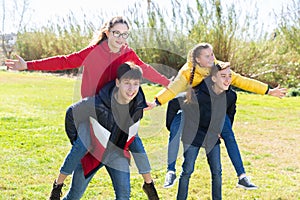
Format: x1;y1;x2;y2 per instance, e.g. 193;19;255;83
0;70;299;200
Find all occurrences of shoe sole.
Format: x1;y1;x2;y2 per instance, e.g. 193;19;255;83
236;184;258;190
163;179;177;189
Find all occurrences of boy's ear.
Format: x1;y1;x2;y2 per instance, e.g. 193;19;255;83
115;78;120;87
211;75;217;83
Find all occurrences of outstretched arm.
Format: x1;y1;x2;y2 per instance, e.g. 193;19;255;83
267;84;287;98
5;55;28;70
231;70;288;98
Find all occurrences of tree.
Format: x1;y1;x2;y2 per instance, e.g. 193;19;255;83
1;0;30;59
278;0;300;55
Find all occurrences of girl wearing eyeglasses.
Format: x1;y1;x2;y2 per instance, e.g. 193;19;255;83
6;16;166;200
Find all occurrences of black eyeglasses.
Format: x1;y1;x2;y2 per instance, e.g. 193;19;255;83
110;30;130;39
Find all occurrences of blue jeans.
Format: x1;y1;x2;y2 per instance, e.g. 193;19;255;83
167;113;245;177
62;151;131;200
220;115;245;177
167;112;184;172
129;136;151;174
177;143;222;200
61;121;151;175
60;123;90;175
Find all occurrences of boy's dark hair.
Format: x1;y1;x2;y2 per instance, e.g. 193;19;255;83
210;61;230;76
117;62;143;81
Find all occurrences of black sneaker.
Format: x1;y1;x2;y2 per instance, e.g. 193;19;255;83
163;171;176;188
49;180;64;200
237;176;258;190
142;181;159;200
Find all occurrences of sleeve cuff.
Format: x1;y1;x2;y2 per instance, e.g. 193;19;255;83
265;85;271;94
155;98;161;106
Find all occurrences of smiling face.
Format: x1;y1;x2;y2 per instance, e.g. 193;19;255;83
115;78;140;104
211;67;232;94
107;23;130;53
195;47;215;68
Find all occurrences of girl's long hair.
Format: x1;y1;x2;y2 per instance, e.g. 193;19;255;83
89;16;130;46
185;43;213;103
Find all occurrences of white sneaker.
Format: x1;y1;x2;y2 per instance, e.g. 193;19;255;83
237;176;258;190
163;171;177;188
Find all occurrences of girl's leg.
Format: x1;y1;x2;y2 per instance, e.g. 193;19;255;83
128;136;159;199
49;122;90;199
164;112;184;188
221;115;257;189
221;115;245;177
129;135;151;175
59;122;90;181
167;112;184;172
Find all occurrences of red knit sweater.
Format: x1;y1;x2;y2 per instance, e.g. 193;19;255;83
27;40;170;98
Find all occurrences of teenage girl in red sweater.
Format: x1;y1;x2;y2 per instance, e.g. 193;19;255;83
6;16;167;200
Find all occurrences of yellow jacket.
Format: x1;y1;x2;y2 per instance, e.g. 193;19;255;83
155;58;269;105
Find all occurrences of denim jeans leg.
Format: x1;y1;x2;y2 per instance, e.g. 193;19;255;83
168;112;184;172
129;135;151;174
62;163;99;200
106;164;130;200
207;144;222;200
177;144;200;200
105;152;130;200
221;115;245;176
60;122;90;175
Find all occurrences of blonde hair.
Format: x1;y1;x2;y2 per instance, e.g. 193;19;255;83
185;43;213;103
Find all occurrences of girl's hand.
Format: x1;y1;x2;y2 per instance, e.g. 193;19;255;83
268;85;287;98
5;55;27;71
144;101;157;111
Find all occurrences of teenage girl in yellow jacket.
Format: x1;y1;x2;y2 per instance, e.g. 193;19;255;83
152;43;287;190
155;43;286;105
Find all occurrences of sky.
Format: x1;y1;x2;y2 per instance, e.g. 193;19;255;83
2;0;293;34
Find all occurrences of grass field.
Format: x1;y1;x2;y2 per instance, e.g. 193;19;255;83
0;70;299;200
